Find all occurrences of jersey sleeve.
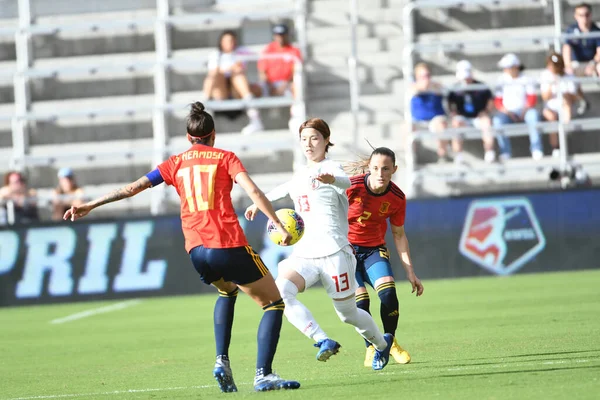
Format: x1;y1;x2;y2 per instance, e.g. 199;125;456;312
323;162;351;194
265;181;290;202
226;152;247;182
156;155;178;186
390;198;406;227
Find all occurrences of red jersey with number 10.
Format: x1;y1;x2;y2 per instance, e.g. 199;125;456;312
346;174;406;247
157;144;248;252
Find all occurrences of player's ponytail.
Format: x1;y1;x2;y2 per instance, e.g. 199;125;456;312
299;118;334;152
343;147;397;176
187;101;215;144
343;156;370;176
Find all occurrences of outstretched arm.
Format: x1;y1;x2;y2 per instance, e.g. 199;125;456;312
64;175;152;221
391;223;424;297
315;165;351;191
236;172;291;245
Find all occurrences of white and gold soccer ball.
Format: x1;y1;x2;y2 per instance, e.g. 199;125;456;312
266;208;305;246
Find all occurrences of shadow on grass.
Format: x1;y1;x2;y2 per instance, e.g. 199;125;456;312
431;364;600;379
435;349;600;364
415;352;600;370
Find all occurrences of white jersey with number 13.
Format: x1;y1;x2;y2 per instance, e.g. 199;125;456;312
266;158;351;258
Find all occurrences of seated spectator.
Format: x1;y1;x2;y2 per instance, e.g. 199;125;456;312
203;30;264;135
562;2;600;115
492;53;543;161
257;24;302;98
449;60;495;163
0;171;38;224
541;53;577;158
410;62;454;163
52;168;85;221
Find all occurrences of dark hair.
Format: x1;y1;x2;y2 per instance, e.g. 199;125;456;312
298;118;334;152
575;3;592;13
3;171;25;186
370;147;396;165
187;102;215;144
546;51;566;75
218;30;238;52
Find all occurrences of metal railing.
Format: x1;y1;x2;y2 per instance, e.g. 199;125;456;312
4;0;308;214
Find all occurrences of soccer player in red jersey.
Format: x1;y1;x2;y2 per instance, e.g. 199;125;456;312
64;102;300;393
346;147;424;367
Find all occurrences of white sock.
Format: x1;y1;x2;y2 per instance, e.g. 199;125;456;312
276;278;328;342
246;107;260;120
333;297;387;350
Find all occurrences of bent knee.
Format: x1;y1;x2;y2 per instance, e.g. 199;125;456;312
275;277;299;301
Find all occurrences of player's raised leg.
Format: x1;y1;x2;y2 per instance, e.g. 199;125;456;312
276;258;341;362
323;246;393;370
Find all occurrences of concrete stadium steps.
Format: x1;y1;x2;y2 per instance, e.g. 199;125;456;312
0;2;296;61
307;65;402;89
415;2;553;35
21;129;294;188
0;45;270;103
308;5;402;28
306;23;402;43
309;37;403;58
8;89;292;142
412;152;600;198
307;93;400;117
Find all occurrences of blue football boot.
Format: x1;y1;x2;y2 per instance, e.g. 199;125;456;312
213;355;237;393
254;371;301;392
314;338;341;362
372;333;394;371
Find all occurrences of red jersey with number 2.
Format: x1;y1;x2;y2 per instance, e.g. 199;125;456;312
346;174;406;247
157;144;248;252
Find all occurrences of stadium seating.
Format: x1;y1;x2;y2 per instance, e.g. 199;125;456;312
0;0;306;218
402;0;600;196
3;0;600;220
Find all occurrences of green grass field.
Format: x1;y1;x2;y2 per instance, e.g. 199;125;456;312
1;269;600;400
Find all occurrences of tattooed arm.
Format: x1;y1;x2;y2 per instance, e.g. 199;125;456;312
63;175;152;221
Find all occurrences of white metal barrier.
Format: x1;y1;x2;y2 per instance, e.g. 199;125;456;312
4;0;308;215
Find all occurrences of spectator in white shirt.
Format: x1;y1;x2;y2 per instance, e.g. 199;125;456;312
541;52;577;158
203;30;263;135
492;53;543;161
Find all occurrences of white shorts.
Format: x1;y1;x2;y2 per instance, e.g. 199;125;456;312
278;245;358;300
453;115;484;130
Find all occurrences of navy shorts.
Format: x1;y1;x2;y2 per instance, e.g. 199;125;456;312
189;245;270;285
353;244;394;288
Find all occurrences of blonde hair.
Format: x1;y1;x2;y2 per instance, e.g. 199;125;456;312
414;62;430;74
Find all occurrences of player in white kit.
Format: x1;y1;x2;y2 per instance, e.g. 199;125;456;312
245;118;393;371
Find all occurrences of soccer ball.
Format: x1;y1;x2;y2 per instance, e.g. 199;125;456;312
267;208;305;246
